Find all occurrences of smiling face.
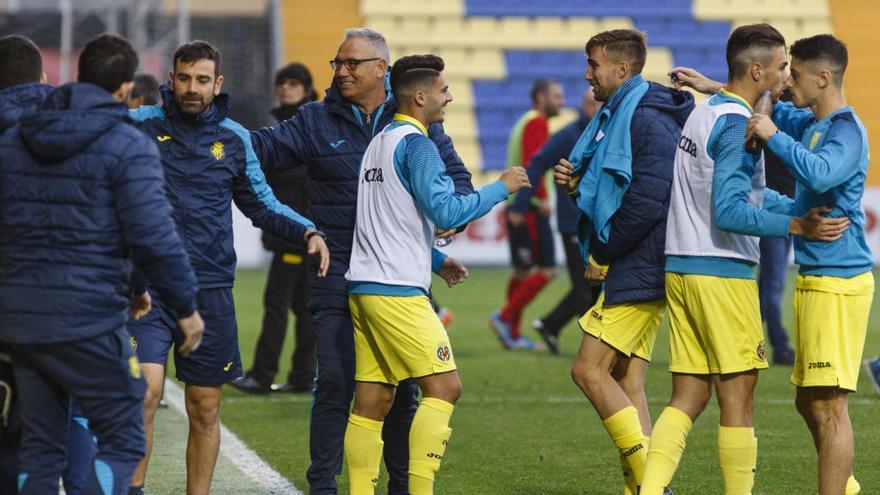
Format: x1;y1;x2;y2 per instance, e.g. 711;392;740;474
171;58;222;115
331;37;387;103
420;72;453;125
585;46;627;102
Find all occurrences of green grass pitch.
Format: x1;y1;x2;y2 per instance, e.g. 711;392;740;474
218;267;880;494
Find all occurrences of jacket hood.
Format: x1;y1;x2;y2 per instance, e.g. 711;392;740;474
19;82;129;162
0;82;53;132
159;81;230;124
640;82;695;128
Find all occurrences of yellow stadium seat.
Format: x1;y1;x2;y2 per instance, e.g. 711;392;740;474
566;17;601;44
363;16;399;37
798;18;833;38
532;17;572;49
497;17;533;47
696;0;828;20
362;0;465;16
434;16;466;39
443;108;478;137
643;48;674;81
598;17;634;31
462;17;501;46
359;0;394;16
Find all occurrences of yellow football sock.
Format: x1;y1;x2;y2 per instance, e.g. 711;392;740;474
641;407;693;495
717;425;757;495
845;475;860;495
603;406;648;487
344;414;384;495
619;452;636;495
409;397;454;495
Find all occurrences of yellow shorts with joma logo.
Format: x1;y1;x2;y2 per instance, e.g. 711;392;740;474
349;293;457;386
578;291;665;361
666;272;768;375
791;271;874;391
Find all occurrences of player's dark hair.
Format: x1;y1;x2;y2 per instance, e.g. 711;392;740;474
131;73;160;105
0;35;43;90
78;33;139;94
173;40;221;77
790;34;848;86
726;23;786;81
585;29;647;75
530;78;559;104
390;54;445;100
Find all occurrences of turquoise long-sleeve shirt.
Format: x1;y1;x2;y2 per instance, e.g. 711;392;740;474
768;102;873;277
667;92;793;279
350;119;509;296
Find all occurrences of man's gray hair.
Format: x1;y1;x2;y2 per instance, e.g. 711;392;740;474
343;28;390;62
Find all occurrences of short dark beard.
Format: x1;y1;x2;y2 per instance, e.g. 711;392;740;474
175;94;211;115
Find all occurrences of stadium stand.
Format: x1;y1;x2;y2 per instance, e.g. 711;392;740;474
359;0;835;172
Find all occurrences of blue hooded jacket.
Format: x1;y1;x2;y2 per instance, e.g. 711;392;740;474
0;82;197;344
131;83;314;289
0;82;53;132
590;82;694;305
251;84;474;311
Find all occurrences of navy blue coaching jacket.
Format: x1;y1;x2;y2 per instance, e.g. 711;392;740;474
590;83;694;305
131;84;315;289
251;84;474;311
0;82;197;344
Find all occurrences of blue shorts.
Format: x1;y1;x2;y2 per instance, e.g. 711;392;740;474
129;287;242;387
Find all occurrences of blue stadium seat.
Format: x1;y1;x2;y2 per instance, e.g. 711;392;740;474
461;0;732;171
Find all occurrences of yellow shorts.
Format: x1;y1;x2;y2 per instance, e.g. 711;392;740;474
349;294;457;386
578;291;665;361
666;273;769;375
791;272;874;392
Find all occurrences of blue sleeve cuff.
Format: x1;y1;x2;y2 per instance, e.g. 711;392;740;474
764;211;792;238
431;248;447;273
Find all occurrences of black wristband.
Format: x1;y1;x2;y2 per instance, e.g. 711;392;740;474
305;229;326;242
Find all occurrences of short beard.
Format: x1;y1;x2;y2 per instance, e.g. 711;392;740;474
175;95;211;115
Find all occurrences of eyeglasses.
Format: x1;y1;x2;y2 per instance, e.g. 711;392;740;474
329;58;381;71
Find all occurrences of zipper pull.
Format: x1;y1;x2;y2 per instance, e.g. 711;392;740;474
366;113;371;125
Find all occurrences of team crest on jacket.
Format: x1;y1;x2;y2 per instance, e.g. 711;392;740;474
436;344;451;362
210;141;225;161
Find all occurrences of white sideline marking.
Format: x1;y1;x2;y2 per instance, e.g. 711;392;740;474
163;379;303;495
221;394;878;407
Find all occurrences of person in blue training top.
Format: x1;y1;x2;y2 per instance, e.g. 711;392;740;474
343;54;530;495
127;40;329;495
0;33;204;495
249;29;474;495
639;24;849;495
746;34;873;495
511;88;603;354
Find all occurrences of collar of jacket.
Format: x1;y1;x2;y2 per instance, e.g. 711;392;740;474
158;81;230;124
